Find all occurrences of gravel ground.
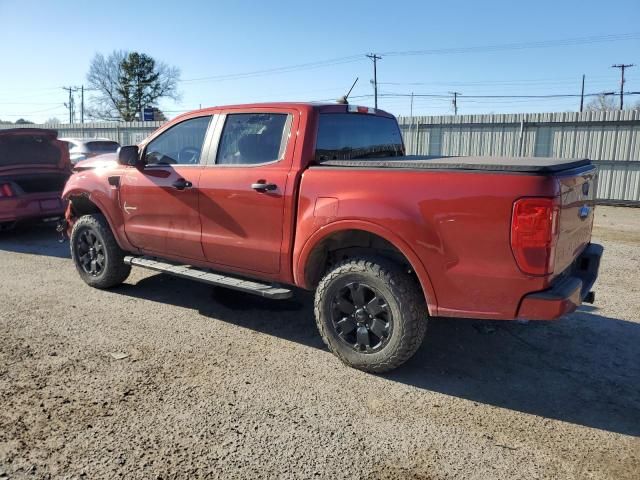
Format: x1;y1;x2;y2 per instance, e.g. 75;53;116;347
1;206;639;479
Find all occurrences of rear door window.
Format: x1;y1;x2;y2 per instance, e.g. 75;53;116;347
216;113;290;165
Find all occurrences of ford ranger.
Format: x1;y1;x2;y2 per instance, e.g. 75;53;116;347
62;103;603;372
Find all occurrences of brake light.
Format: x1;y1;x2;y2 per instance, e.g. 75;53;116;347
510;197;559;276
348;105;376;114
0;183;14;198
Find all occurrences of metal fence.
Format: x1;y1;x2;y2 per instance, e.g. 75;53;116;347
3;110;639;203
0;121;164;146
398;110;640;204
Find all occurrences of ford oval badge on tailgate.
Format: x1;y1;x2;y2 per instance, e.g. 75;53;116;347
579;205;591;219
582;182;590;196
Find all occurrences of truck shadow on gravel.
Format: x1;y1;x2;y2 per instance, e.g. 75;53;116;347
0;224;69;259
117;274;640;437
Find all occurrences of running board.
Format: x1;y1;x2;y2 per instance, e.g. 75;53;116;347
123;256;293;299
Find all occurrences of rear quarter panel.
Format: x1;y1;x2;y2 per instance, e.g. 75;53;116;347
295;167;560;319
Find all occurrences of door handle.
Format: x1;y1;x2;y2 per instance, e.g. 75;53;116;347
172;178;193;190
251;181;277;192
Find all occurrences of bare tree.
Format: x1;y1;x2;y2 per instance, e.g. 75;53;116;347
585;93;618;112
45;117;61;124
87;50;180;121
86;50;127;120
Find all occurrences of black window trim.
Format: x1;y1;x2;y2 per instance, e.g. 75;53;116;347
205;112;293;168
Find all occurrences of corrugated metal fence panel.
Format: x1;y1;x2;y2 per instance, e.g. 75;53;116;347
0;121;165;146
398;111;640;204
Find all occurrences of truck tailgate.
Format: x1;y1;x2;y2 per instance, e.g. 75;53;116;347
553;166;596;276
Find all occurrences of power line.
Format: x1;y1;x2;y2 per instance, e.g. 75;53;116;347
380;33;640;57
378;76;620;88
0;105;67;117
378;91;620;99
180;55;365;84
4;31;638;95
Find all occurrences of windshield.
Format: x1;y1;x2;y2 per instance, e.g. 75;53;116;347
86;141;120;153
315;113;404;161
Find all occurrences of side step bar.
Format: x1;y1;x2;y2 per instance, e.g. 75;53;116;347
123;256;293;300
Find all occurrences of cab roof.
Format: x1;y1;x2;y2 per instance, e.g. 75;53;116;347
173;102;395;121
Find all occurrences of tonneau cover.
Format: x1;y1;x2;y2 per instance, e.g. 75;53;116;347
315;155;592;174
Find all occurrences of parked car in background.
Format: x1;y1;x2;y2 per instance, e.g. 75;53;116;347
0;128;71;230
59;137;120;164
72;153;118;172
61;102;602;372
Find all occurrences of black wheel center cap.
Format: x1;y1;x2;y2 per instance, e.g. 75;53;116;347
355;308;368;322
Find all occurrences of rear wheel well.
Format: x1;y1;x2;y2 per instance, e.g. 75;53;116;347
305;230;419;290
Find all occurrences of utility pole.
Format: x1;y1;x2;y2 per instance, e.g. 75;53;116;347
611;64;635;110
62;86;79;123
449;91;461;115
80;85;84;124
579;74;585;112
63;87;73;124
366;53;382;109
410;92;414;117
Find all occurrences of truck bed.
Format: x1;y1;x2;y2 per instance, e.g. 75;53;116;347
315;155;591;174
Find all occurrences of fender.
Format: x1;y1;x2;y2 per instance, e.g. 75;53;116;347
63;176;137;252
294;219;439;316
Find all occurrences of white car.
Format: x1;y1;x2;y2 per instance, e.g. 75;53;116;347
59;137;120;164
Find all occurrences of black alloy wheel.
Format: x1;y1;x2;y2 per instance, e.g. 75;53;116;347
76;229;106;276
331;281;393;353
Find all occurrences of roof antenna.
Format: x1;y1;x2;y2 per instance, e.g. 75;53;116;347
336;77;358;104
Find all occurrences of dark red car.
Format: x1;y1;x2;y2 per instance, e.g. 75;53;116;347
0;128;71;230
62;103;602;372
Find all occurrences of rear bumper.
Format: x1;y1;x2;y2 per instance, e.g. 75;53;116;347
0;194;65;223
517;243;603;320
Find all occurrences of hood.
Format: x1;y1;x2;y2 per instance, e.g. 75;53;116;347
73;153;119;172
0;128;71;174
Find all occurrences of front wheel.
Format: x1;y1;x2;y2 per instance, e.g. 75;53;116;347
314;256;428;373
70;214;131;289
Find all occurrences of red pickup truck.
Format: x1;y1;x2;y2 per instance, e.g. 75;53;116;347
62;103;602;372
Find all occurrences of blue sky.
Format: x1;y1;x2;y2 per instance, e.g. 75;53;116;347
1;0;639;122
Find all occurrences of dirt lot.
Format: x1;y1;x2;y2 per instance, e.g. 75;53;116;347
1;206;638;479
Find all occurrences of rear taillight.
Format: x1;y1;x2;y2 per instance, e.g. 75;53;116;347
510;197;559;276
0;183;15;198
348;105;376;114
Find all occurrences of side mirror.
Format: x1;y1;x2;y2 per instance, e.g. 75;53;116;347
117;145;141;167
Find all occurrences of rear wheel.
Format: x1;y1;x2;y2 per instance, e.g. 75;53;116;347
70;214;131;288
314;256;428;373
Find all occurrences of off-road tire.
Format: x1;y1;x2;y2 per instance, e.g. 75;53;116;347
314;256;428;373
70;214;131;289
